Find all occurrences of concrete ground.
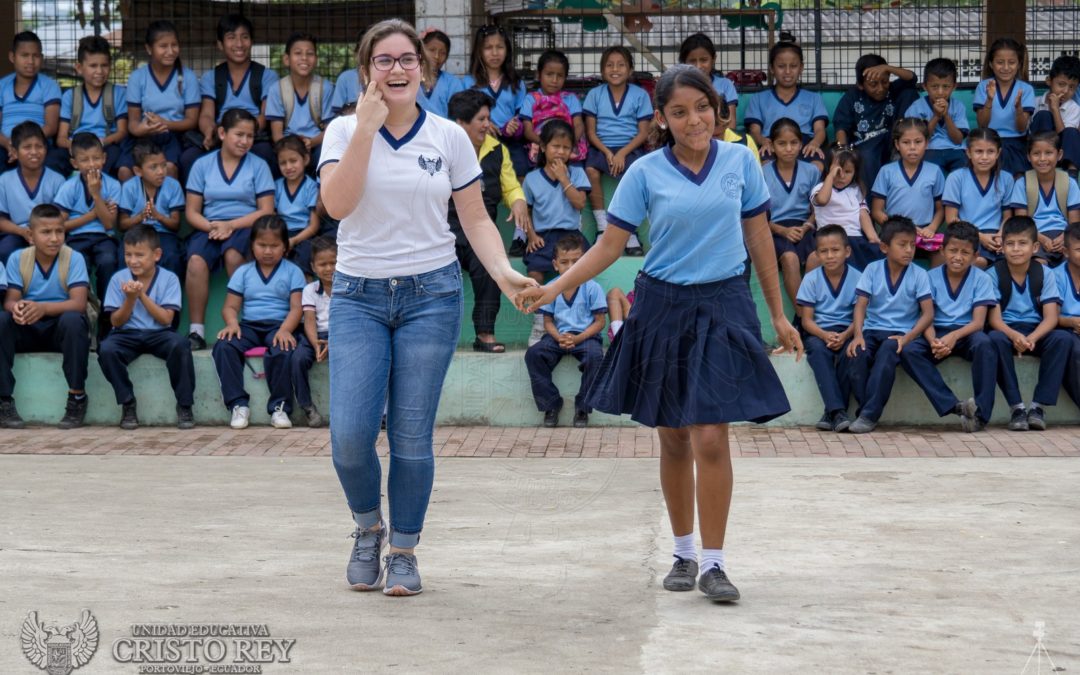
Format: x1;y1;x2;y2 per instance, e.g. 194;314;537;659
1;444;1078;673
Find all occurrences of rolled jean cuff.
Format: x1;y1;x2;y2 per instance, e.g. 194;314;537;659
390;529;420;549
352;508;382;530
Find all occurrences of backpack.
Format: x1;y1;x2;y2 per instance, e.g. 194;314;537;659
993;258;1044;317
1023;168;1070;217
525;91;588;164
69;83;116;134
279;76;325;132
214;62;265;118
18;245;101;330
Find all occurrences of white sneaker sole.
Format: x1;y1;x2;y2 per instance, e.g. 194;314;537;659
383;583;422;596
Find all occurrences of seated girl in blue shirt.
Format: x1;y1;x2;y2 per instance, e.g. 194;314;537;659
273;136;320;275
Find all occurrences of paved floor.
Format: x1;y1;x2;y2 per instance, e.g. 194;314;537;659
0;428;1078;673
0;424;1078;458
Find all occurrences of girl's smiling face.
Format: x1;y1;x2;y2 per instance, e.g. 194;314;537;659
1028;140;1062;175
602;52;629;87
990;48;1020;84
658;84;716;154
218;120;255;157
147;33;179;68
966;139;1001;174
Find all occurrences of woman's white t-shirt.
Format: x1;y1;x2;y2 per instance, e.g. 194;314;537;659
319;107;482;277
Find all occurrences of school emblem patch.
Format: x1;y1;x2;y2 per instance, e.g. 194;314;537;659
721;173;741;198
21;610;99;675
418;155;443;176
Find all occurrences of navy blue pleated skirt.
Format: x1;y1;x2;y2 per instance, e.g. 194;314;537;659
585;271;792;428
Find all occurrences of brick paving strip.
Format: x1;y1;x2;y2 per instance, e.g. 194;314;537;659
0;426;1077;457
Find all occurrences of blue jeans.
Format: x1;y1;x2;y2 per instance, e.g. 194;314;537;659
329;262;463;549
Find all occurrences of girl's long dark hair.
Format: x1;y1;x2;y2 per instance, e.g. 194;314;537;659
468;25;520;91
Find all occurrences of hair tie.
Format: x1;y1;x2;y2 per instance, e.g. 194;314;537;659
420;27;437;39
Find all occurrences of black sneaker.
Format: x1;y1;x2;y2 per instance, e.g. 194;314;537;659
543;408;560;428
303;404;325;428
120;400;139;430
1008;407;1029;431
58;394;88;430
188;332;207;351
624;245;644;257
831;410;852;433
815;411;832;431
508;238;526;257
573;409;588;428
662;555;699;592
1027;405;1047;431
176;404;195;430
698;564;740;603
0;398;25;429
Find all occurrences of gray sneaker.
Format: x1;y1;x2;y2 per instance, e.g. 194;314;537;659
383;552;423;596
698;564;740;603
346;522;387;590
662;555;699;592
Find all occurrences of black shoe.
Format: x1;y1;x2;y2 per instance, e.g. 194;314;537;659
543;408;560;428
120;399;139;430
176;404;195;430
831;410;852;433
0;397;25;429
624;245;644;257
1027;405;1047;431
698;564;740;603
1008;407;1029;431
58;394;88;430
508;239;526;257
188;332;207;351
815;411;832;431
573;409;588;428
303;404;325;428
662;556;699;592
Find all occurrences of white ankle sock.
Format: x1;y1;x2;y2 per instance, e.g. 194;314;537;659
593;209;608;231
626;233;641;249
673;533;697;562
610;319;624;336
190;323;205;338
700;548;725;573
513;227;526;241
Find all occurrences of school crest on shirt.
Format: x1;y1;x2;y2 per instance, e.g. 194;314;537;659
721;173;741;198
418;155;443;176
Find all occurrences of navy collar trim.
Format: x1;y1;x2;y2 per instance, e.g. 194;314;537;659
17;167;43;200
379;106;426;150
150;64;179;92
284;175;308;202
885;262;909;295
606;84;627;115
770;86;801;106
901;161;924;187
229;63;253;97
256;259;283;284
969;167;996;197
662;140;718;186
825;265;849;298
943;265;971;301
14;75;38;102
1040;181;1058;207
995;79;1017;109
772;161;798;193
217;151;248;185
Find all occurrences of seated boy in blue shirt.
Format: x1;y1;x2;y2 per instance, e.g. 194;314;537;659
0;121;66;263
797;225;861;432
0;204;91;429
987;215;1073;431
118;140;185;274
0;32;62;173
54;132;122;314
55;36;131;181
525;233;606;428
905;58;969;173
900;221;997;431
846;216;934;433
98;225;195;430
1054;223;1080;409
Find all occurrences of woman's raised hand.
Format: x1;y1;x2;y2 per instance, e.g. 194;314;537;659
356;82;389;134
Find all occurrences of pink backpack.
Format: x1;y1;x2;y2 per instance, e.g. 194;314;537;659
526;91;588;164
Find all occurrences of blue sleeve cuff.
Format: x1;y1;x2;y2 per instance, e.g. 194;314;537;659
186;189;203;196
855;289;871;298
44;99;60;107
68;281;89;290
161;304;181;311
184;103;201;109
265;115;284;121
607;213;638;233
869;191;886;200
741;200;770;219
227;289;244;297
812;115;829;125
743;117;763;128
582;111;597;118
973;300;997;307
452;173;483;192
255;190;275;198
316;158;339;173
1023;107;1035;113
917;293;932;302
942;200;960;208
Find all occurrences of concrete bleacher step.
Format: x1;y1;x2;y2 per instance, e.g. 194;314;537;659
9;349;1079;428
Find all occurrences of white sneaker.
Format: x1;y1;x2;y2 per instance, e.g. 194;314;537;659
230;405;251;430
270;403;292;429
528;315;545;347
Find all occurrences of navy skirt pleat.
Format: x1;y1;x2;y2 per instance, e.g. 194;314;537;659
585;272;792;428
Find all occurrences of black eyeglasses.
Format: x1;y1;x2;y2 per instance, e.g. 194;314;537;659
371;53;421;71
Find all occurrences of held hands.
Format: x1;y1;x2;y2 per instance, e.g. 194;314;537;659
514;284;559;315
931;333;956;359
356;84;389;134
272;329;296;351
143;112;169;134
217;322;242;341
208;221;233;241
785;226;805;243
1009;329;1035;354
497;269;540;305
980;232;1002;253
931;97;949;118
823;330;845;351
557;332;577;350
12;300;43;325
143;200;156;223
316;339;329;362
608;150;627;177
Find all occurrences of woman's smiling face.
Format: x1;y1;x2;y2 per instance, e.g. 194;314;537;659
366;33;422;105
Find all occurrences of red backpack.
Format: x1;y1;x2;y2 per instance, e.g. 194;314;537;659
526;91;588;164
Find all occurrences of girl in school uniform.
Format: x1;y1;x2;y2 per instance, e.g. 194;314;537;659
808;146;881;271
678;32;738;132
764;117;820;306
744;41;828;168
870;118;946;265
582;45;652;255
942;128;1015;269
1008;130;1080;266
418;29;464;118
516;65;802;604
273;136;321;275
973;38;1035;175
183;108;276;350
212;215;306;430
125;21;201;178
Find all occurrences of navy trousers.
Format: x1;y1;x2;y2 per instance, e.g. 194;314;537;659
0;311;90;397
847;329;906;422
925;148;968;174
211;320;296;414
98;329;195;406
0;232;27;264
66;232;119;302
525;333;604;413
1064;331;1080;408
804;327;853;414
900;327;997;423
291;331;327;409
988;323;1072;407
